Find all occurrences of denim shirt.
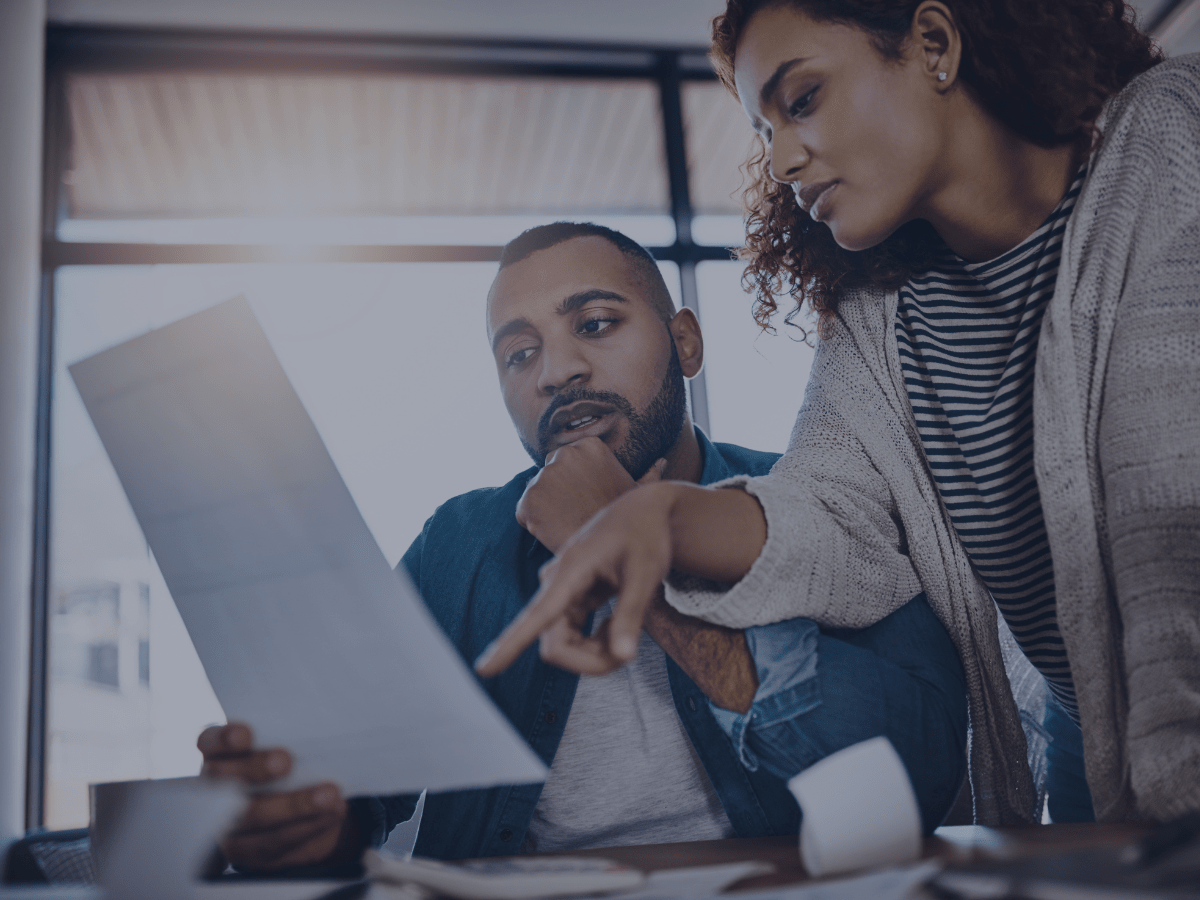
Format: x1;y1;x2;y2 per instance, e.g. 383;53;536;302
354;430;798;860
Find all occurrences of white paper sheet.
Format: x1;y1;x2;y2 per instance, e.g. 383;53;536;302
69;297;547;796
195;883;354;900
787;737;922;878
616;861;776;899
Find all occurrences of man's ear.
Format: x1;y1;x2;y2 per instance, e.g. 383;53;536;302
668;308;704;378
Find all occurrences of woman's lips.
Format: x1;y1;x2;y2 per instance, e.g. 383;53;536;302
796;180;838;222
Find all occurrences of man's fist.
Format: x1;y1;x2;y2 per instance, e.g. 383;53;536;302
198;723;363;872
516;436;665;554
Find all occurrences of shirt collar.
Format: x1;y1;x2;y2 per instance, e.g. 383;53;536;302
694;426;730;487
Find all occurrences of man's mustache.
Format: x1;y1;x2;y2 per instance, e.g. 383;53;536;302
536;388;635;452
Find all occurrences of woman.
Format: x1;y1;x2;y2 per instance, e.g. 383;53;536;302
479;1;1200;825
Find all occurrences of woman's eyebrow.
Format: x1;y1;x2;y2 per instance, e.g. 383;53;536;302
761;57;809;105
556;289;628;316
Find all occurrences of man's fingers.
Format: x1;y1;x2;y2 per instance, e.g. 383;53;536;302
538;617;626;676
197;723;253;758
636;458;668;485
202;748;292;784
514;469;543;530
222;812;341;872
232;784;343;834
220;784;347;872
545;436;606;466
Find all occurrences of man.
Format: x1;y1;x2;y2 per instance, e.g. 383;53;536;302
200;223;967;870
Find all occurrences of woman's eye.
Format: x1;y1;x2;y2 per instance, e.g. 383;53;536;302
788;87;817;119
579;317;616;335
506;347;535;367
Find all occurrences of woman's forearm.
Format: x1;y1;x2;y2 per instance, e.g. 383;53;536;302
657;481;768;582
475;477;771;680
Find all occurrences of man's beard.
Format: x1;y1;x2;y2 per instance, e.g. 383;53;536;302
522;343;688;480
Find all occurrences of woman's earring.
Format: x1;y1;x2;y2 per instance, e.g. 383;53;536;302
938;72;947;82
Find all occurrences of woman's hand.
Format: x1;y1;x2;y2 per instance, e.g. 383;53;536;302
476;481;678;677
474;480;768;677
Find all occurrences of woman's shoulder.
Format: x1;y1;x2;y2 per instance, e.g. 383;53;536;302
1101;53;1200;138
1088;54;1200;214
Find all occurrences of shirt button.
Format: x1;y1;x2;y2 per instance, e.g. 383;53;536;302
499;829;513;842
687;697;698;712
544;711;557;724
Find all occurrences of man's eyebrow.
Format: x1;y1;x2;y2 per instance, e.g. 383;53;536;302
557;289;628;316
761;57;808;106
490;317;533;353
490;291;628;352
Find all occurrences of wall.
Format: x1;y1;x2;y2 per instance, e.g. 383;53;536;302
0;0;46;849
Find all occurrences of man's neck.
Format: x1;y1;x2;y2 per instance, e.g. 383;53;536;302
661;417;704;484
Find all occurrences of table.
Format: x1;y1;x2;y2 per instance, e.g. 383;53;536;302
541;823;1153;892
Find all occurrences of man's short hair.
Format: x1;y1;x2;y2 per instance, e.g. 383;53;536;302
497;222;677;324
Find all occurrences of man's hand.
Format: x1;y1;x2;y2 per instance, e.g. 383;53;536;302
198;723;364;873
516;436;665;554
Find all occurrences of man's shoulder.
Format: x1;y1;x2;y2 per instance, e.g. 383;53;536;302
420;467;539;533
402;467;541;652
709;440;780;478
400;465;539;592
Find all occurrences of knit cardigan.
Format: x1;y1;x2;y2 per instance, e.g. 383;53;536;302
667;54;1200;825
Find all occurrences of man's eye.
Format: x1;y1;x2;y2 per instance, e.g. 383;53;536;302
788;87;817;119
578;317;616;335
506;347;535;367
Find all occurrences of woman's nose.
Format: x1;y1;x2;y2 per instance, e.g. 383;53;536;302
769;129;808;184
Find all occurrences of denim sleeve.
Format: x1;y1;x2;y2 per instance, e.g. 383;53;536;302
399;521;427;585
708;617;822;772
347;794;420;848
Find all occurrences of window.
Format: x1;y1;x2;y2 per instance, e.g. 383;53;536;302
695;262;816;454
34;29;791;830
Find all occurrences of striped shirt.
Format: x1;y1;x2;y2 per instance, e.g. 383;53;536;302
894;167;1087;723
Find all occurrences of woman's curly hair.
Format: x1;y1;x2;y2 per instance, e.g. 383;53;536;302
711;0;1163;337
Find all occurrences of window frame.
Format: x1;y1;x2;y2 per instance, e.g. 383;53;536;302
30;24;740;830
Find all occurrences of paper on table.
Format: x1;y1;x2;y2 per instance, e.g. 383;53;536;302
616;861;776;899
787;737;922;878
69;297;547;796
194;883;355;900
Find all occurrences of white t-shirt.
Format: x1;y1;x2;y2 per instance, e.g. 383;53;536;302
522;599;735;852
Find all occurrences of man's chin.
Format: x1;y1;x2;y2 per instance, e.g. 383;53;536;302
617;449;664;482
540;432;624;466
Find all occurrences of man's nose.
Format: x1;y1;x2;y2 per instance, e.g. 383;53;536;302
769;129;808;185
536;343;591;394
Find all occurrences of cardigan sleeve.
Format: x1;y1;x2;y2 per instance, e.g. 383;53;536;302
1098;73;1200;821
664;341;925;630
